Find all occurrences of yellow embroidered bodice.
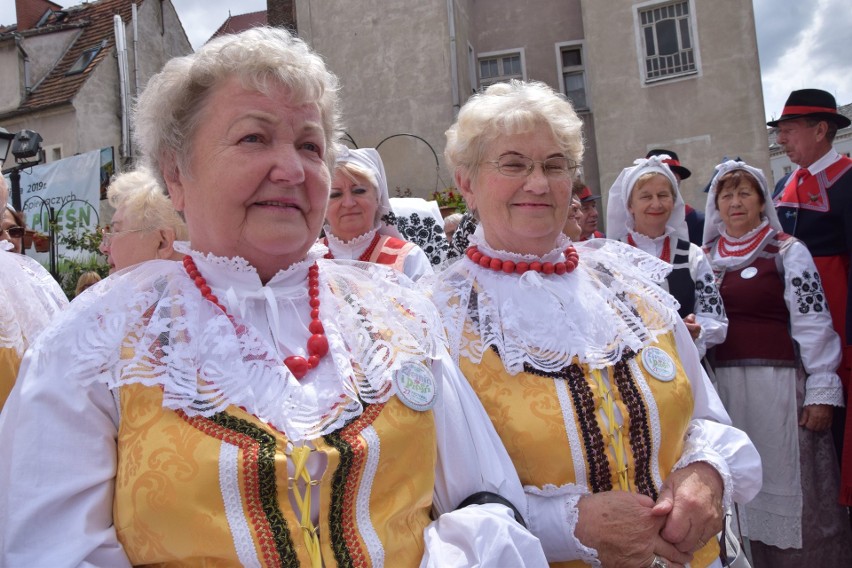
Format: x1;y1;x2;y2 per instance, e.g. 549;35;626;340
460;332;719;567
114;383;436;567
0;346;22;411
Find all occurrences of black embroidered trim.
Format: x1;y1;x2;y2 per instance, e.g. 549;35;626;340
791;270;827;314
564;363;613;493
611;359;657;500
200;412;299;566
324;431;356;568
494;345;612;494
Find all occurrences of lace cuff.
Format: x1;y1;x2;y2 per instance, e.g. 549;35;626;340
673;433;734;510
525;484;599;565
804;385;845;407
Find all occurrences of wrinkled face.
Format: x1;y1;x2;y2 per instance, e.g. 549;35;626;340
775;118;824;168
456;131;573;256
717;180;764;238
580;200;598;237
563;196;583;240
628;174;675;238
326;170;378;241
1;209;22;253
98;205;161;273
164;76;330;282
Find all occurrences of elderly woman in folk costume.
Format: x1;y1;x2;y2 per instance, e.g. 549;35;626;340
0;178;68;411
431;80;761;568
703;159;852;567
323;146;433;280
606;156;728;358
0;28;547;567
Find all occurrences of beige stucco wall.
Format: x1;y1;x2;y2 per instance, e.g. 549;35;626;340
297;0;457;198
582;0;769;220
467;0;603;194
0;40;22;114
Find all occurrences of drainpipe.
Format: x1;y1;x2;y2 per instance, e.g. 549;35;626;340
14;34;30;95
114;15;131;159
132;2;140;96
446;0;460;114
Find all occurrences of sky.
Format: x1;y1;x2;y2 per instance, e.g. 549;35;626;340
1;0;850;122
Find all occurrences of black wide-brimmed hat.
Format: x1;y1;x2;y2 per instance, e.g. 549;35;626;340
645;148;691;180
767;88;851;128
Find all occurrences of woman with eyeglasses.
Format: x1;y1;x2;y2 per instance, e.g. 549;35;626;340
432;80;761;568
99;168;188;273
0;28;545;567
1;204;25;254
0;178;68;411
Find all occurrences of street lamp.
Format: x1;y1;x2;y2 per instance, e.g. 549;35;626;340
0;128;14;168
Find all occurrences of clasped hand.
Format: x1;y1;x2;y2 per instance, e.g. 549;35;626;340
575;462;724;568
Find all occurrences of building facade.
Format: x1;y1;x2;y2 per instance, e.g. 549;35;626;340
292;0;768;218
0;0;192;170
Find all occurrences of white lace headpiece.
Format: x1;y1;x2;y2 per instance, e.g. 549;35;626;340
606;155;687;243
702;160;782;245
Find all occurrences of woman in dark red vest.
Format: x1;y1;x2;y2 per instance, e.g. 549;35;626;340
704;160;852;567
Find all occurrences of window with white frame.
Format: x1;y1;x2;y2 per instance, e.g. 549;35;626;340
638;1;697;82
478;50;524;89
559;44;588;111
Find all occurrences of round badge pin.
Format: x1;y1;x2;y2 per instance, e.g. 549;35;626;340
740;267;758;279
394;361;438;412
641;346;676;382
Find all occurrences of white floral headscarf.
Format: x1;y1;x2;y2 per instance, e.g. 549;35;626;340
606;155;687;243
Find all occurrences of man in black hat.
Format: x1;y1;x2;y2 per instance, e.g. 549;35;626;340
771;88;852;505
576;182;605;240
645;149;704;245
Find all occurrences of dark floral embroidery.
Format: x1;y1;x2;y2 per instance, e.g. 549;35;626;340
394;213;449;266
791;270;827;314
447;212;478;259
695;273;724;315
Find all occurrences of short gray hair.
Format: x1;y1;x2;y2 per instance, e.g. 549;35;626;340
133;27;341;189
107;168;188;240
445;80;584;177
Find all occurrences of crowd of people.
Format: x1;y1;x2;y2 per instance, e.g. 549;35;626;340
1;25;850;568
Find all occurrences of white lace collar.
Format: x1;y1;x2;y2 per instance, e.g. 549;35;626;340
323;225;379;260
626;226;677;259
46;251;443;442
470;226;569;263
431;233;678;373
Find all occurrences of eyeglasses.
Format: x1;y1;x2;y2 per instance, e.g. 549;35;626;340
485;154;578;178
99;226;154;247
1;225;24;238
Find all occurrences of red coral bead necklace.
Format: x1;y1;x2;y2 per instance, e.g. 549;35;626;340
465;245;579;275
182;255;329;380
718;224;771;258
